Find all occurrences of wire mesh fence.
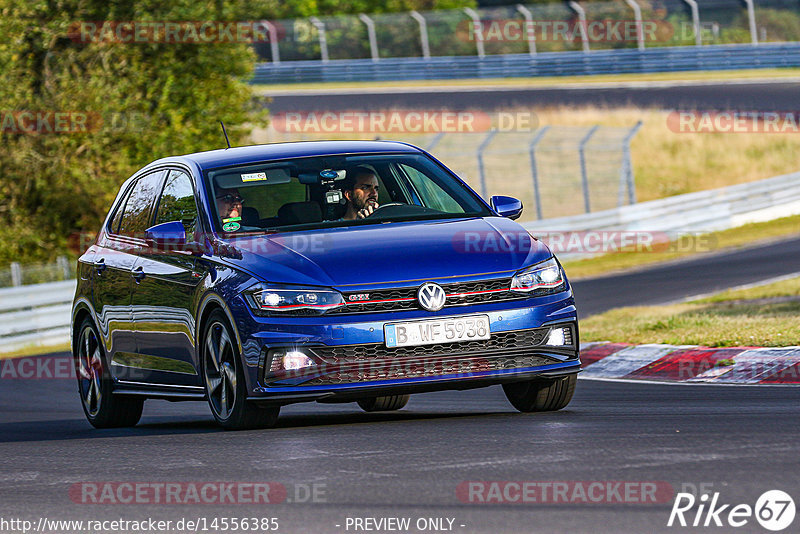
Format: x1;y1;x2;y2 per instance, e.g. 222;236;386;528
257;123;642;221
252;0;800;64
0;256;75;288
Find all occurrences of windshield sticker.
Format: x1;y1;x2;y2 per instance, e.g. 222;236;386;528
222;216;242;223
222;221;241;232
241;172;267;182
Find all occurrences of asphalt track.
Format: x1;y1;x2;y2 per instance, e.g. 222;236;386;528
265;80;800;112
2;237;799;533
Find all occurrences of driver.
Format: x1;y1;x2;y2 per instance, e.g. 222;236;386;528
341;166;380;220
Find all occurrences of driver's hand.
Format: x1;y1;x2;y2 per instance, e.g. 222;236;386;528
356;200;379;219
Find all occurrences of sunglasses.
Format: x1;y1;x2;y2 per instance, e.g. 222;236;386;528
216;194;244;204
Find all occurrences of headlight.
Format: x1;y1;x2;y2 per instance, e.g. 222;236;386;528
244;284;345;315
510;257;566;295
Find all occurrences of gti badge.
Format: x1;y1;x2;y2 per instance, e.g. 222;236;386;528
417;282;446;312
348;293;370;302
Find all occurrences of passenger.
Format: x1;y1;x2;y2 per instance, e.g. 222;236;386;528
215;188;244;222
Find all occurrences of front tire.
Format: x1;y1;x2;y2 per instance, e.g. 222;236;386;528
357;395;410;412
202;310;279;430
503;374;577;412
75;318;143;428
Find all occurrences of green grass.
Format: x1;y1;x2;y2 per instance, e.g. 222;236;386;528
252;68;800;92
580;276;800;347
562;213;800;280
0;342;70;359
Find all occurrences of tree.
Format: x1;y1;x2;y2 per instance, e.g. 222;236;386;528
0;0;260;265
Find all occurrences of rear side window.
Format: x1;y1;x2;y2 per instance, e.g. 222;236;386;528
154;170;199;237
117;170;165;237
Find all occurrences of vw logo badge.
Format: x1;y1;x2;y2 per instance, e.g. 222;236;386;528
417;282;446;312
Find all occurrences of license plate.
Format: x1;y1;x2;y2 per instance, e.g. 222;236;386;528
384;315;491;348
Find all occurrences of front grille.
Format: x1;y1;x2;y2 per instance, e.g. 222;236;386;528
308;327;551;363
299;353;557;386
330;277;523;315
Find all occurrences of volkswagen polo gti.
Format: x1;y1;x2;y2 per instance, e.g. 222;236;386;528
71;140;580;429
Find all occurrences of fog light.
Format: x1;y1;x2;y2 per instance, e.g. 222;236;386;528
282;351;314;370
546;327;571;346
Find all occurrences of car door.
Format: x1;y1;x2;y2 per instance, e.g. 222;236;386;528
97;170;167;384
129;169;208;386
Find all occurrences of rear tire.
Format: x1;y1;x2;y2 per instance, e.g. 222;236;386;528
202;310;280;430
503;374;577;412
75;317;143;428
357;395;410;412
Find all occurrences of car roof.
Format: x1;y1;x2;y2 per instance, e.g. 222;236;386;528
150;140;423;172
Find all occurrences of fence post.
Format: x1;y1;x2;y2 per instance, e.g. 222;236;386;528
57;256;70;280
309;17;330;62
742;0;758;45
578;125;599;213
262;20;281;64
463;8;486;58
425;132;446;151
410;11;431;59
619;121;642;206
515;5;537;56
568;2;590;53
358;14;380;61
476;130;498;199
528;126;550;220
624;0;645;51
681;0;702;46
10;262;22;287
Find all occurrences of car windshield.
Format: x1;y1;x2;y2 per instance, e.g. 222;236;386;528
204;152;491;233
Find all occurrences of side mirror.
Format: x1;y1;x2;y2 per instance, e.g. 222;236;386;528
144;221;187;249
490;195;523;220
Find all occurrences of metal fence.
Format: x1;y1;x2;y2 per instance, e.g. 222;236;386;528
0;256;75;288
253;0;800;64
258;122;642;221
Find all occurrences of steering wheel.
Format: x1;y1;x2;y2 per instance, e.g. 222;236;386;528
364;202;406;217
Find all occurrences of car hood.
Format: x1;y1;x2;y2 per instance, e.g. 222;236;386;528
223;217;552;288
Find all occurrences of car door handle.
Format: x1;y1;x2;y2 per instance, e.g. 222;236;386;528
93;258;106;273
132;266;145;282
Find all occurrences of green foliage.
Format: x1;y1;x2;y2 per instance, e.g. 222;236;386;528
0;0;261;266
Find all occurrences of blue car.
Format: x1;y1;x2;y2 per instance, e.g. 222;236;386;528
71;141;580;429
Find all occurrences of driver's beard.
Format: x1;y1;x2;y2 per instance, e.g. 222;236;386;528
351;195;369;212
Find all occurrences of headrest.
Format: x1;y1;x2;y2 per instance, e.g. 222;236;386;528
277;201;323;225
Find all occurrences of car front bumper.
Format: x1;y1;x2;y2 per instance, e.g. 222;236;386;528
233;290;580;403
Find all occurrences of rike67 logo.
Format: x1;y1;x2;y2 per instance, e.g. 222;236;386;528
668;490;795;531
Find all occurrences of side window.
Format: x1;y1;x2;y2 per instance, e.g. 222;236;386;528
118;171;165;237
399;164;463;213
155;170;199;237
109;183;134;234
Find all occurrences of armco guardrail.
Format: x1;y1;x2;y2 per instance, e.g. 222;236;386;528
0;280;76;354
2;170;800;354
251;43;800;84
523;170;800;260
